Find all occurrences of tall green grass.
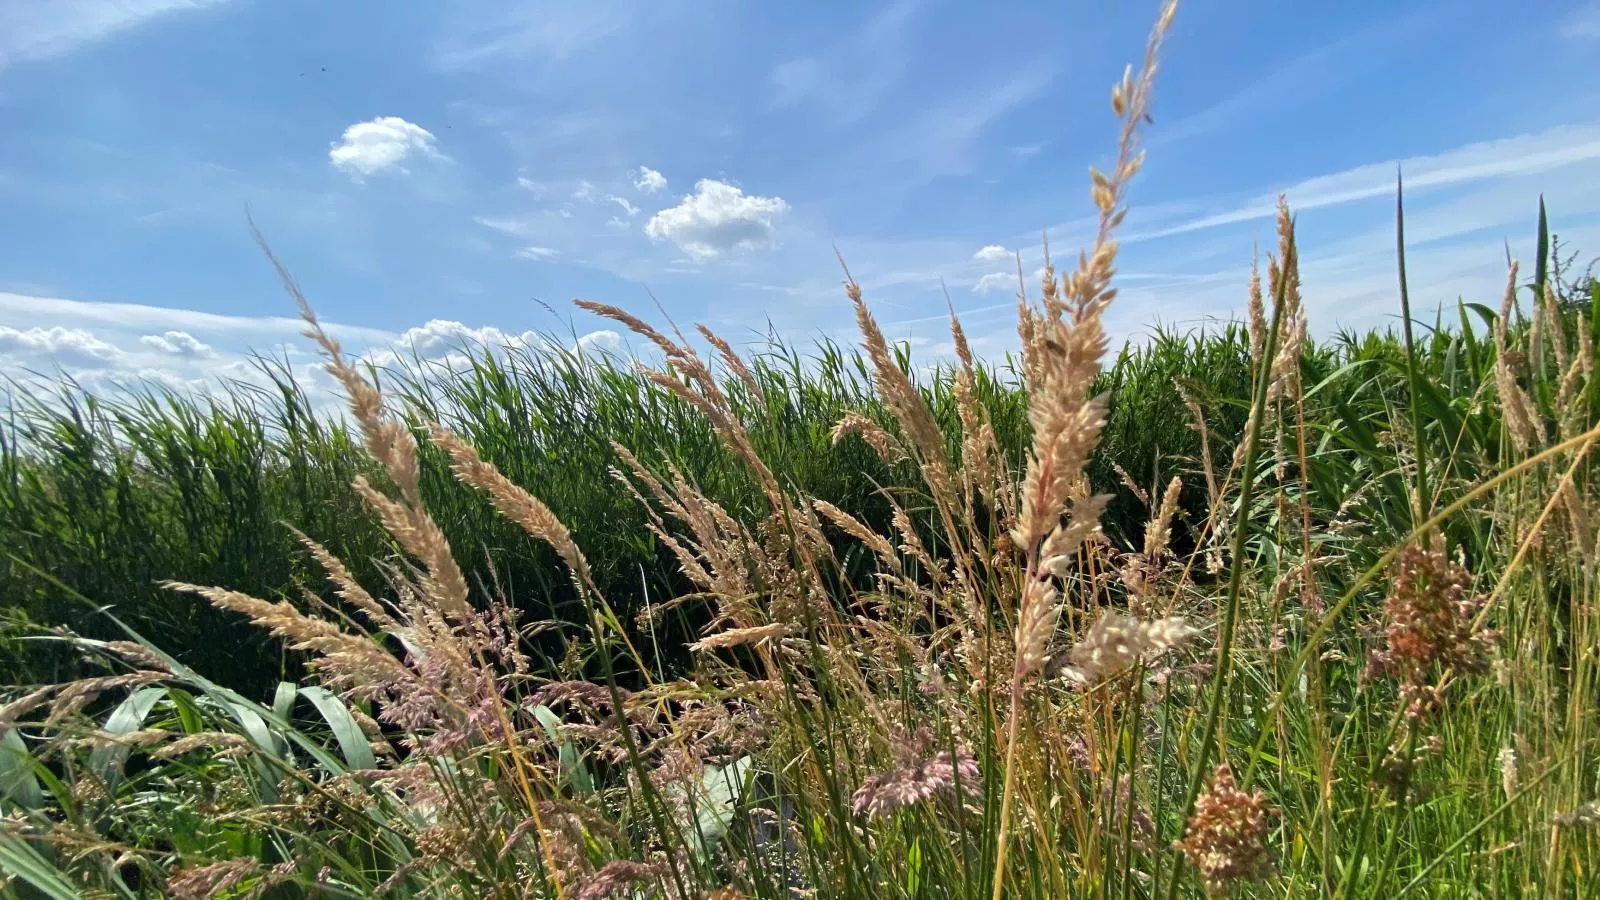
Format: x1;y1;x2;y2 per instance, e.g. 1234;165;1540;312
2;226;1595;898
4;316;1525;694
3;5;1600;890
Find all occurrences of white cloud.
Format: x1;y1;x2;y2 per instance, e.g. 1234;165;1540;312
517;246;559;260
972;272;1018;294
609;195;640;217
72;366;207;396
1129;124;1600;242
973;245;1012;262
0;0;228;69
0;325;123;367
328;116;440;177
431;3;627;70
389;320;538;360
576;329;622;354
1564;1;1600;39
0;292;395;345
633;166;667;193
644;179;789;261
140;330;216;357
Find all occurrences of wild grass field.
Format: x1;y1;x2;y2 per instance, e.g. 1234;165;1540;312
3;3;1600;897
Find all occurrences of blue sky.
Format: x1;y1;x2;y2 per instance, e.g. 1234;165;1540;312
2;0;1599;396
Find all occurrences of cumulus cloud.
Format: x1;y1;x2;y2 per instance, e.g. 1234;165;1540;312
972;272;1018;294
644;179;789;261
610;195;640;217
140;330;216;357
0;325;124;367
576;329;622;354
973;244;1012;262
329;116;440;177
633;166;668;192
391;320;538;358
72;366;206;396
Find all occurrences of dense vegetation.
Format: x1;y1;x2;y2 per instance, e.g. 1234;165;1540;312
1;313;1256;692
4;4;1600;896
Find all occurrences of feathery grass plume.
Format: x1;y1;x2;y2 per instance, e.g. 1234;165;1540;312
1542;282;1570;375
1493;262;1545;453
831;411;910;465
164;581;406;692
1056;610;1197;686
1365;545;1496;695
1499;745;1519;802
430;425;591;588
1177;381;1222;514
845;277;961;519
949;299;1000;509
1229;199;1302;480
578;299;785;511
812;499;902;575
80;728;172;751
1265;197;1306;406
1145;476;1183;560
97;641;171;672
1124;476;1183;612
1114;463;1152;506
697;323;767;409
13;673;165;727
992;4;1176;895
573;859;661;900
165;858;261;900
152;732;255;759
1172;764;1277;896
691;624;789;652
1246;244;1266;365
851;749;981;819
291;527;397;633
252;234;475;622
1554;800;1600;829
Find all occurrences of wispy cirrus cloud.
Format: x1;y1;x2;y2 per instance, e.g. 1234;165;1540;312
1127;124;1600;242
0;292;395;345
430;0;631;71
1564;1;1600;39
767;0;923;127
0;0;230;70
1153;5;1445;148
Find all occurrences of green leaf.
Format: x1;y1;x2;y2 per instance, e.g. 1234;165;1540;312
670;755;753;861
272;681;298;722
299;686;377;771
87;686;169;791
1535;194;1549;303
0;832;81;899
0;728;43;810
530;704;593;795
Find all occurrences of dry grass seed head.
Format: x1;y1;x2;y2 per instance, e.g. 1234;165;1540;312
1173;763;1277;896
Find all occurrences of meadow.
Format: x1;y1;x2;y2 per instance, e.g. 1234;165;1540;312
3;3;1600;896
